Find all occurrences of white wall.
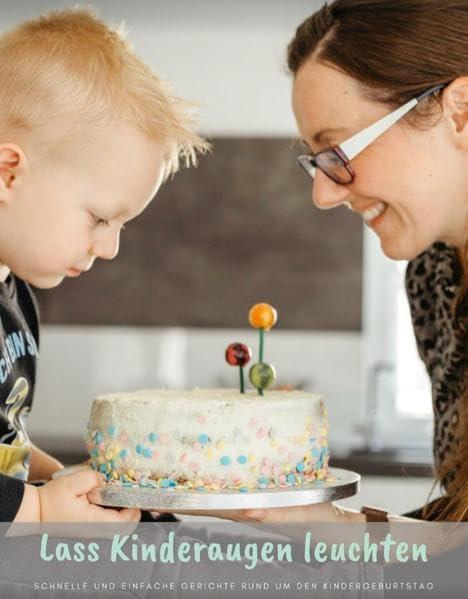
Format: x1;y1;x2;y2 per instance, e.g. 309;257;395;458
3;1;435;514
1;0;366;451
0;0;324;135
28;326;363;455
5;0;431;477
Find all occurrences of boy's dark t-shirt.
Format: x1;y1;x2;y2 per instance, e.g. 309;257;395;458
0;274;39;521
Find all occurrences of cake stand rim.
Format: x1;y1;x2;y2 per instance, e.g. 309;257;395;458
85;467;360;511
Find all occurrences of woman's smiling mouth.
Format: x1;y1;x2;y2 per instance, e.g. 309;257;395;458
346;200;388;227
361;201;387;225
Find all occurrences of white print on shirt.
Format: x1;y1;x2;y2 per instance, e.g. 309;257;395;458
0;330;38;384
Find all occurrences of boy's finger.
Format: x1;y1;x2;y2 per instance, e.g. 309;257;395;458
66;470;105;495
110;508;141;523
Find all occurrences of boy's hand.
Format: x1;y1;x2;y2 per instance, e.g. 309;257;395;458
37;470;141;523
28;443;64;482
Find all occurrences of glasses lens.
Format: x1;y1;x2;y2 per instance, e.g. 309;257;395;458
297;155;316;178
315;150;352;184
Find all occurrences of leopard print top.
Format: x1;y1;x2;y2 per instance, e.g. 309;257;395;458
405;242;466;488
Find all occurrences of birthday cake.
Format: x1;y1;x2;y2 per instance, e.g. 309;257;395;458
86;303;332;492
86;388;329;492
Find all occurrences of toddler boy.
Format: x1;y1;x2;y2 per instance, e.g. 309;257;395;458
0;8;207;522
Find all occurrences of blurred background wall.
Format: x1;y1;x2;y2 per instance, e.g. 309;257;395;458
2;0;436;515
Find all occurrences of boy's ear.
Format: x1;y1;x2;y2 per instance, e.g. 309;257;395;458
444;77;468;148
0;143;28;201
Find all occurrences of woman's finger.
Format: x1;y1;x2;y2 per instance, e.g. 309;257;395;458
243;509;267;520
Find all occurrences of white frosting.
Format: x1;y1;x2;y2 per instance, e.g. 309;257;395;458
87;388;329;490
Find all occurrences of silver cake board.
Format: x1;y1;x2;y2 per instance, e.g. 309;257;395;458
57;467;360;511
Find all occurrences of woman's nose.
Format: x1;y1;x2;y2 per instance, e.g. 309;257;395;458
93;228;120;261
312;169;351;210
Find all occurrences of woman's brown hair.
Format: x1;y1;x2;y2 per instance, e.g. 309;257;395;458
287;0;468;521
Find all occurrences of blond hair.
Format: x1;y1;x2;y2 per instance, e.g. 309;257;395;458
0;6;209;178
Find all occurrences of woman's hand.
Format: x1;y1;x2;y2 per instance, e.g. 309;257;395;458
172;502;366;523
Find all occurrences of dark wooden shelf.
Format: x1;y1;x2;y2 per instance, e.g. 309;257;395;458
331;448;433;478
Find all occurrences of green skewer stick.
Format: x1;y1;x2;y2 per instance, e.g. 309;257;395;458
248;304;278;397
259;328;265;362
258;329;265;395
239;366;245;394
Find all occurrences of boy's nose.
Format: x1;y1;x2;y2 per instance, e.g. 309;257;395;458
93;229;120;261
312;169;351;210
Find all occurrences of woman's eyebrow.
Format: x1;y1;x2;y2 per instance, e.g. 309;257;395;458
312;127;345;143
299;128;346;153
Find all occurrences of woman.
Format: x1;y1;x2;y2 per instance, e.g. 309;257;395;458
222;0;468;524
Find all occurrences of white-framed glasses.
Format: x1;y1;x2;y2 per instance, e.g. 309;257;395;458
297;83;447;184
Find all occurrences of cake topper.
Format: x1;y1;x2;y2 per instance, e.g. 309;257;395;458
225;342;252;394
249;362;276;395
225;303;277;396
248;303;277;396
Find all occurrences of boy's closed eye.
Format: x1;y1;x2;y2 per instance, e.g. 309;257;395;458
91;213;109;227
89;213;126;230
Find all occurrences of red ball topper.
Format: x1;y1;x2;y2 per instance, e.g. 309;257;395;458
225;343;252;367
225;342;252;393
